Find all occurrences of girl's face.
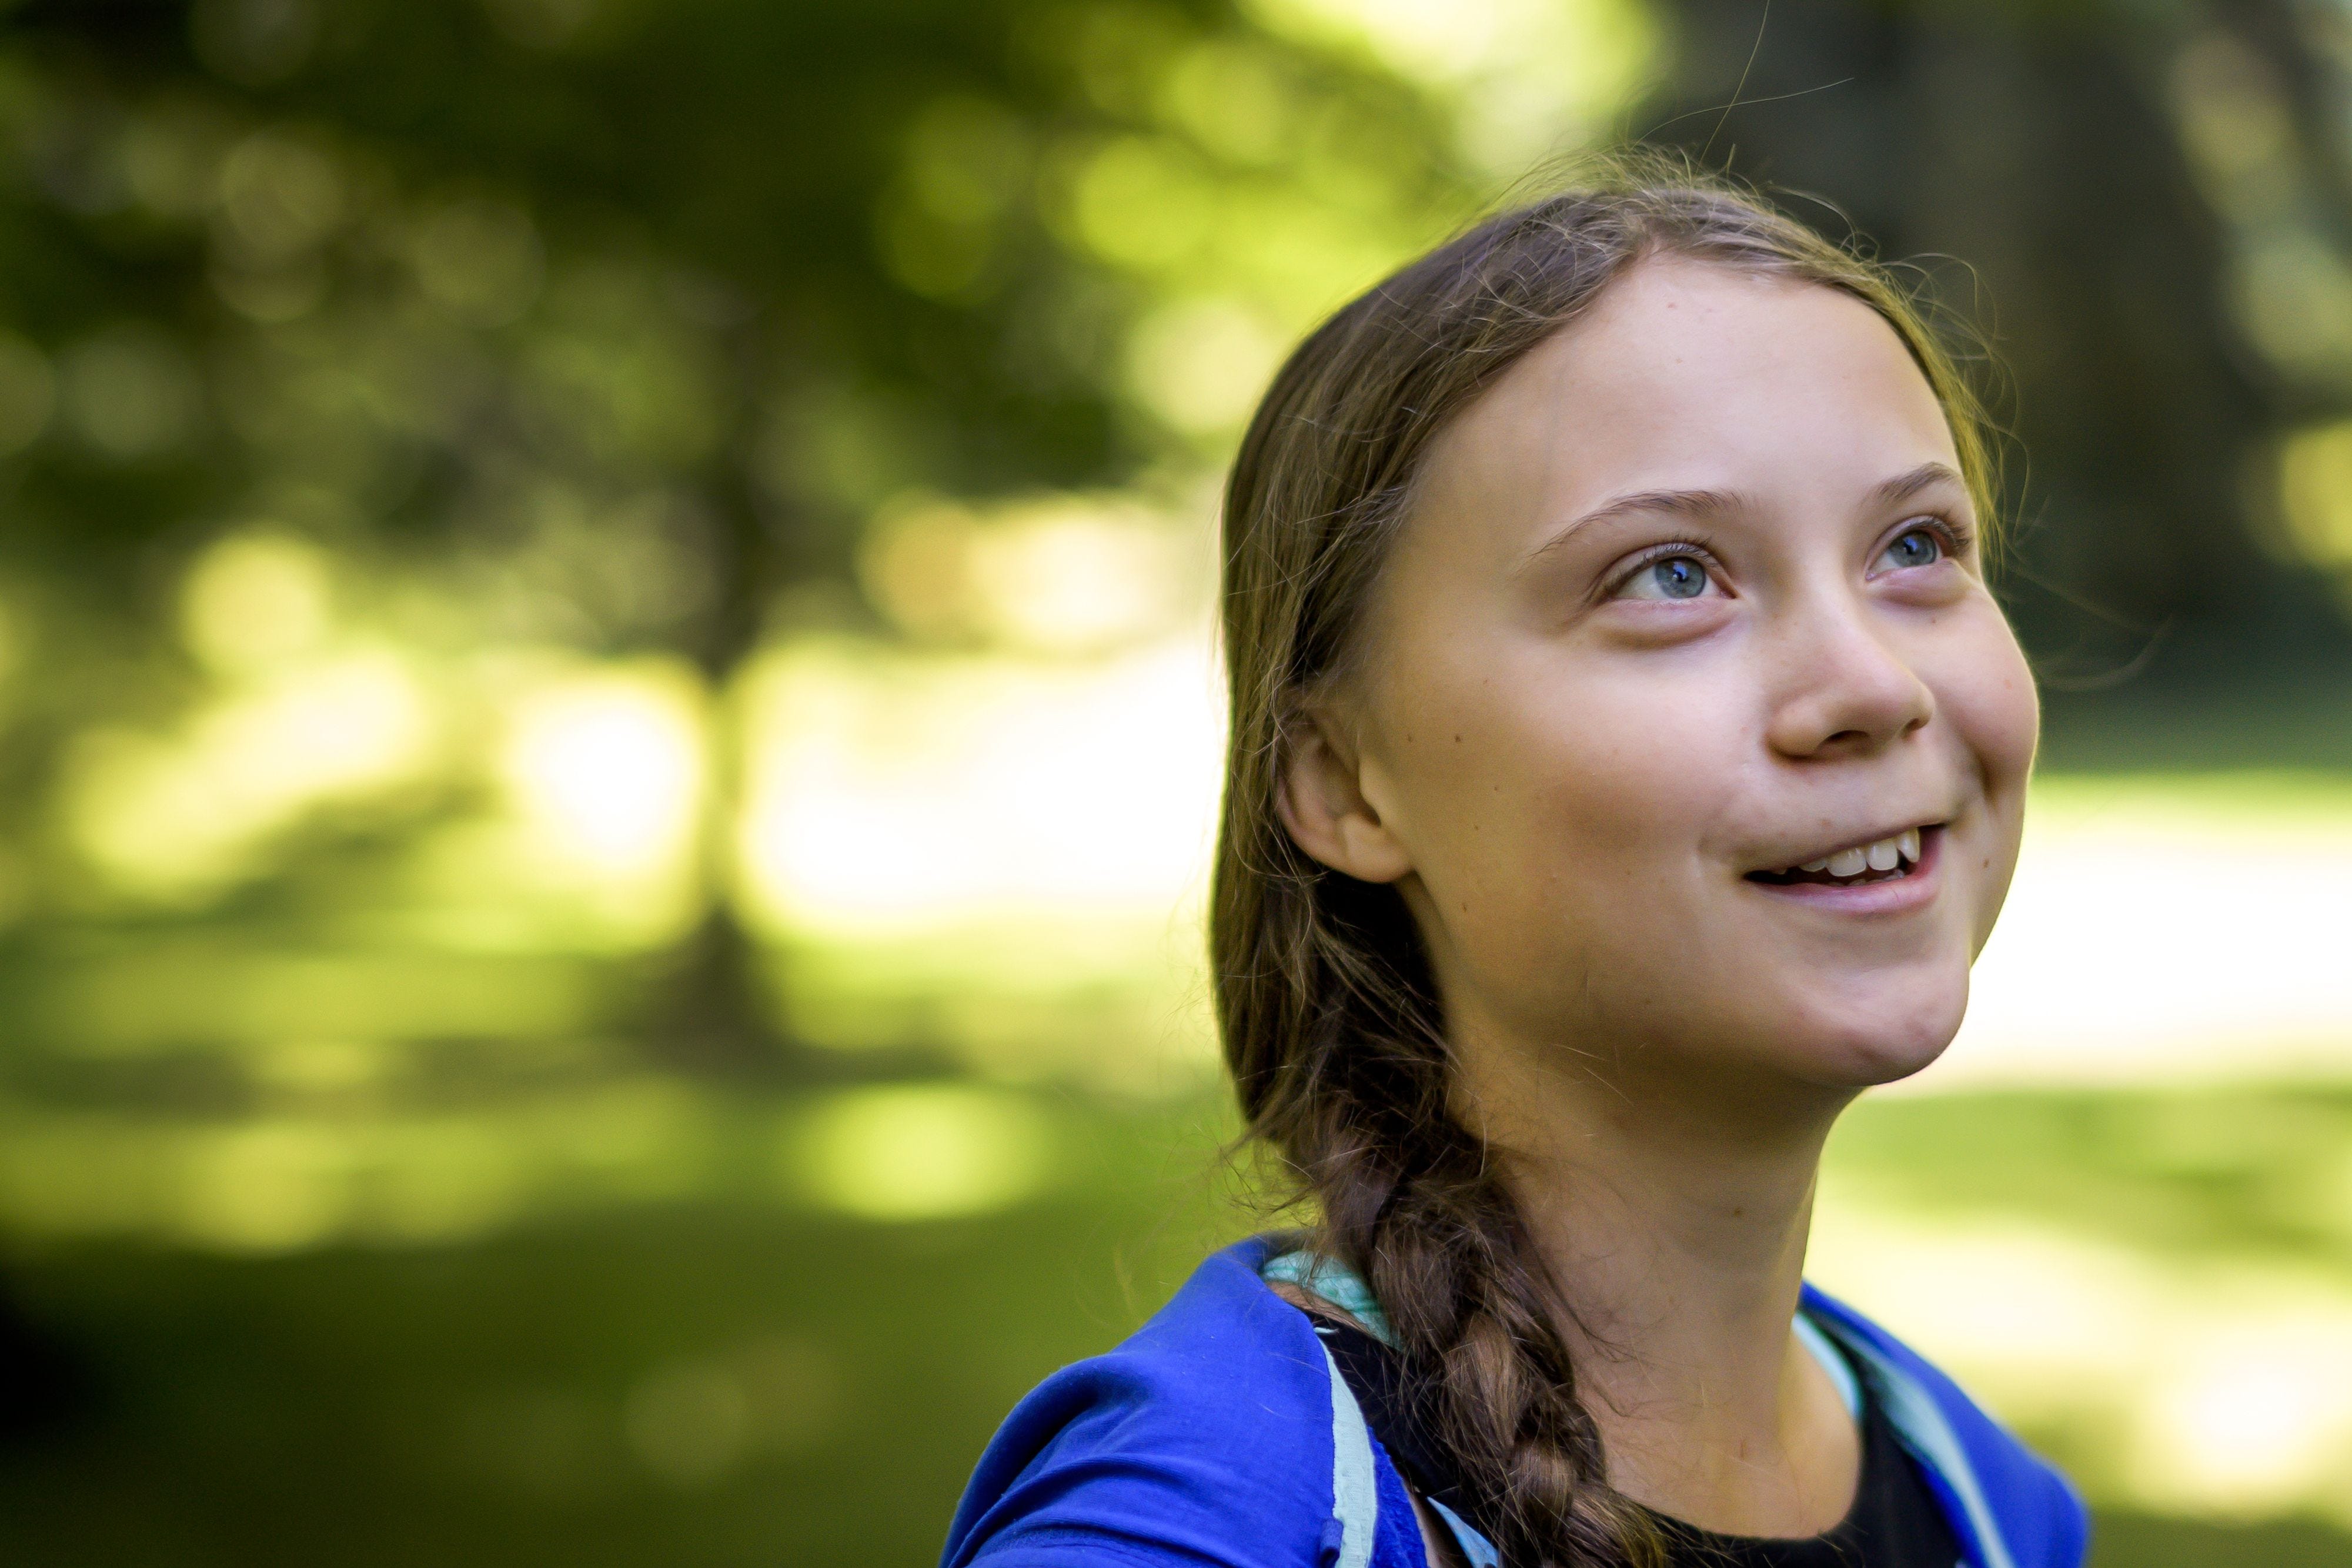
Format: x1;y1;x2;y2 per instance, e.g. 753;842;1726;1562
1297;258;2037;1098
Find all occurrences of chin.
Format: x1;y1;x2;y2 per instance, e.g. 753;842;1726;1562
1772;975;1969;1089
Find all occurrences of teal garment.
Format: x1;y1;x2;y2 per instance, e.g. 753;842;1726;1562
1260;1248;1398;1348
1261;1249;1860;1416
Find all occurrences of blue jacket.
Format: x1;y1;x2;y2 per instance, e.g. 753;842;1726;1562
942;1235;2090;1568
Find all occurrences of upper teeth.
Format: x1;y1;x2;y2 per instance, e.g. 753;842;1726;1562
1799;827;1921;877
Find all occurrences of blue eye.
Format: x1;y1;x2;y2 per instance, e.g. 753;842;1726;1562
1644;557;1709;599
1882;527;1944;570
1611;548;1725;603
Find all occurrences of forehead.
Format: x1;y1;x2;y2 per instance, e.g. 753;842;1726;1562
1411;257;1960;547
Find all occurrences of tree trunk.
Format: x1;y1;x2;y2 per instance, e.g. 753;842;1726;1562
638;326;795;1079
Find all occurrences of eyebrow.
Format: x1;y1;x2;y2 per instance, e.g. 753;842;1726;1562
1513;460;1969;576
1869;460;1968;512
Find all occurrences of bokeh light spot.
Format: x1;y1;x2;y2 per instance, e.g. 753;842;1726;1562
2136;1315;2352;1514
2278;420;2352;571
412;198;544;327
180;531;335;673
1125;297;1283;435
218;131;345;260
499;663;706;881
1069;136;1212;269
1162;41;1291;164
66;650;436;898
181;1121;350;1253
60;325;201;459
795;1084;1053;1221
737;636;1221;934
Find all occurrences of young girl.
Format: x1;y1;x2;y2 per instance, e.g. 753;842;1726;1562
940;162;2087;1568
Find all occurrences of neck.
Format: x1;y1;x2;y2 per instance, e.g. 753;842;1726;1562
1451;1008;1860;1534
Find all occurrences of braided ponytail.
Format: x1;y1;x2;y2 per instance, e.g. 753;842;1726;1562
1211;152;1999;1567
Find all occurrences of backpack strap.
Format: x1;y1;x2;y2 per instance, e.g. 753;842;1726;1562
1312;1316;1505;1568
1315;1331;1382;1568
1802;1306;2013;1568
1300;1288;1870;1568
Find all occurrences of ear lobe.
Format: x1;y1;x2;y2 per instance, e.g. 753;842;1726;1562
1275;716;1414;884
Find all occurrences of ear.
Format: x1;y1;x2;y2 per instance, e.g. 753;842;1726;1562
1275;710;1414;884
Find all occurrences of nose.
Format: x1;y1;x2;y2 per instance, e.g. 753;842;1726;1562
1762;593;1936;760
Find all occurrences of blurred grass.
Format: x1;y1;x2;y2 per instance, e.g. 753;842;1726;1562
1826;1088;2352;1265
0;1094;1241;1568
2;1083;2348;1566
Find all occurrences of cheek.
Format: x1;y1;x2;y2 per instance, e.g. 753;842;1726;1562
1947;620;2042;827
1950;622;2040;787
1380;654;1749;966
1938;620;2038;870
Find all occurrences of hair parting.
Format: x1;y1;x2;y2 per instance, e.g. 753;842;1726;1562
1211;147;2000;1567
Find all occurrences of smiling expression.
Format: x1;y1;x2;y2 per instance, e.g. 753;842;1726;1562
1321;257;2039;1096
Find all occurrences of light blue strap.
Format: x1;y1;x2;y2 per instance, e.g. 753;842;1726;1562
1264;1249;1398;1348
1319;1342;1378;1568
1793;1311;1862;1420
1809;1313;2015;1568
1427;1497;1502;1568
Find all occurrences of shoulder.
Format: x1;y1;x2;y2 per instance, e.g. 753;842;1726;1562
1801;1282;2092;1568
943;1236;1421;1568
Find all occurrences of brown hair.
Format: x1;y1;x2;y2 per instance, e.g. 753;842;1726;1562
1212;151;1999;1566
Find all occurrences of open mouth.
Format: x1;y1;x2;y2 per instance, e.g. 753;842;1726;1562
1746;825;1933;888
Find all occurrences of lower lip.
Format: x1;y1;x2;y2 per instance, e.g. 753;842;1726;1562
1746;827;1945;915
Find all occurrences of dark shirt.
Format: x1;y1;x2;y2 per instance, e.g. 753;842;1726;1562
1644;1375;1964;1568
1314;1313;1964;1568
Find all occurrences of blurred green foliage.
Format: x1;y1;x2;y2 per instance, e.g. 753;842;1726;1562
1;0;2348;1064
0;0;1642;1076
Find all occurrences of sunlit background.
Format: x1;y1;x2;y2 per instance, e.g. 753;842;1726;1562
1;0;2350;1563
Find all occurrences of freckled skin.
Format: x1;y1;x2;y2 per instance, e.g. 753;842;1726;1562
1339;258;2038;1101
